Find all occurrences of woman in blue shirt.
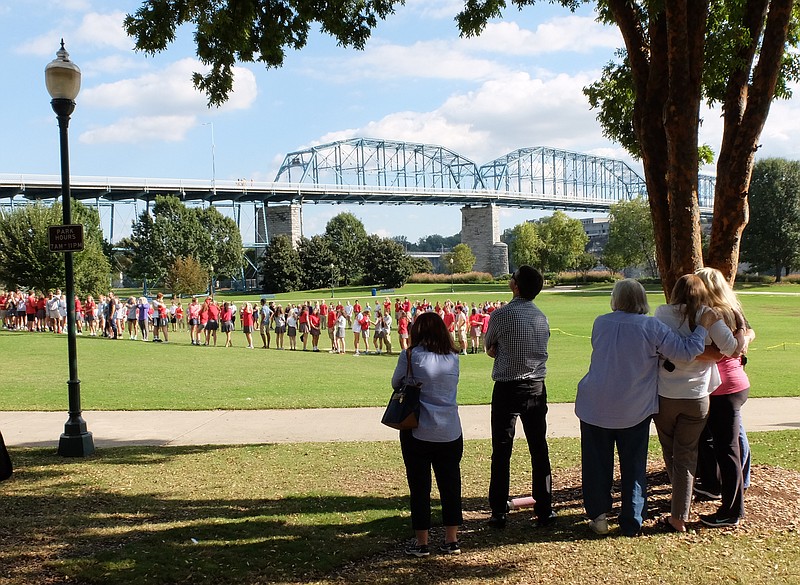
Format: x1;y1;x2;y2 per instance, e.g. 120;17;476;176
575;279;718;537
391;312;462;557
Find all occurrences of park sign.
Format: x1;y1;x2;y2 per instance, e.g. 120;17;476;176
48;224;84;253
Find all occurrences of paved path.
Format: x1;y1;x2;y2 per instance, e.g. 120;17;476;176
2;397;798;448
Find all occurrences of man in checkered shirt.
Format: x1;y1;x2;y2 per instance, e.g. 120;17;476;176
483;265;554;528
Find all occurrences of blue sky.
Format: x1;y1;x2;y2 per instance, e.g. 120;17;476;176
3;0;800;244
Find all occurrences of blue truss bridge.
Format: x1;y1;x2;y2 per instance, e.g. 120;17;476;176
0;138;715;212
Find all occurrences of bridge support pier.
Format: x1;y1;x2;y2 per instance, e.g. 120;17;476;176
256;203;302;247
461;204;509;277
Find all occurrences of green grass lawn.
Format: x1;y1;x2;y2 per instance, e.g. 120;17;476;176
1;431;798;585
2;287;798;410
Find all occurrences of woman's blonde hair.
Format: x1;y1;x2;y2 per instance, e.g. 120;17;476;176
610;278;650;314
695;267;743;329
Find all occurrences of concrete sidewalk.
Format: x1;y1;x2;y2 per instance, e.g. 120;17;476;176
1;397;797;448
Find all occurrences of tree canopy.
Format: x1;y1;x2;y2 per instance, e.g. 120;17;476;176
0;202;110;296
602;197;657;275
259;234;302;293
126;195;243;287
509;221;543;270
741;157;800;280
324;212;368;285
536;211;589;274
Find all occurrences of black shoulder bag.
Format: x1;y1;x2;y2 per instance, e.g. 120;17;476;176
381;348;421;430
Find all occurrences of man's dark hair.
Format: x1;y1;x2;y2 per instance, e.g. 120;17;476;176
514;265;544;300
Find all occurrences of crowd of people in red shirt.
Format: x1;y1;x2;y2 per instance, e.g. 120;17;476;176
1;289;506;354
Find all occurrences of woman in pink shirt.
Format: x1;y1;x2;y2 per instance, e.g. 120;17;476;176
694;268;756;529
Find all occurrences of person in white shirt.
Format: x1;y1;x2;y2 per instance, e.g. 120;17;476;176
352;311;363;355
653;274;744;533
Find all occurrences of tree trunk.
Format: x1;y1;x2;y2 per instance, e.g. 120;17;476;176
775;265;783;283
706;0;794;284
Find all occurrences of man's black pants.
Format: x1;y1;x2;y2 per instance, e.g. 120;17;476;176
489;379;552;520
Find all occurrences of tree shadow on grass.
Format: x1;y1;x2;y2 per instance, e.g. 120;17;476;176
0;448;700;585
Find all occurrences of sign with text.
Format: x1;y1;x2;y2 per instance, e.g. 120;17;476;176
48;224;84;253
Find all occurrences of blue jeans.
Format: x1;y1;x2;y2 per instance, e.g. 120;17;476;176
580;417;651;536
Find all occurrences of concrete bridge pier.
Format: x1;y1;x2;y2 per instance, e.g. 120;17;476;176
256;203;303;248
461;204;509;277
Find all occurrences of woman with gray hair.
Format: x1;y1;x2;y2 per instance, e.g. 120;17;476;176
575;279;720;537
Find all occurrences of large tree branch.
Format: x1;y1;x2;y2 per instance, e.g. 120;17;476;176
709;0;794;279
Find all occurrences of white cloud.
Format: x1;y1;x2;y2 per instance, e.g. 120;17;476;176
79;115;197;144
77;60;257;144
315;39;505;82
15;11;131;56
83;55;149;77
75;11;131;51
464;17;620;56
82;59;256;114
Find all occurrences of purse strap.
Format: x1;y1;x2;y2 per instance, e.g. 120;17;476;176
405;347;415;381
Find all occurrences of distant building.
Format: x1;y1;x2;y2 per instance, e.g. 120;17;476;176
581;217;610;255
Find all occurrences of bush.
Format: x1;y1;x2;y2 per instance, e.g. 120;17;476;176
783;274;800;284
551;270;619;285
735;274;775;284
408;271;494;284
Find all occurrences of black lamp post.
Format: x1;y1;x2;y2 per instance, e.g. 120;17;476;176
46;40;94;457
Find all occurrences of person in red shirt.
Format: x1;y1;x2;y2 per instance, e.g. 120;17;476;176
0;291;7;329
326;306;337;353
383;296;392;316
74;295;83;334
240;302;255;349
308;306;322;352
35;294;46;332
205;297;220;346
175;301;185;331
402;297;411;314
358;309;371;353
353;299;362;313
84;295;97;336
26;292;37;332
397;309;409;351
468;308;483;353
442;306;456;343
298;305;310;350
221;301;234;347
153;293;169;343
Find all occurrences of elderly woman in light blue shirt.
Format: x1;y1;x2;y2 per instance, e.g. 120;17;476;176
391;312;462;557
575;279;719;537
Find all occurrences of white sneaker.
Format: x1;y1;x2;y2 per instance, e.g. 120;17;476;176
589;514;609;535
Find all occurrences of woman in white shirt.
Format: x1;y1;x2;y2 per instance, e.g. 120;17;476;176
653;274;744;532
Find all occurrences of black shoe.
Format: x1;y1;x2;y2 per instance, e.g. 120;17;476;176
487;514;507;529
535;510;558;527
700;513;740;528
404;542;430;557
439;541;461;555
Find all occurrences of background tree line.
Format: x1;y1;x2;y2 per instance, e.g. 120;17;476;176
258;212;445;293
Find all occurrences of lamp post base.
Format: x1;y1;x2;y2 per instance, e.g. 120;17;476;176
58;431;95;457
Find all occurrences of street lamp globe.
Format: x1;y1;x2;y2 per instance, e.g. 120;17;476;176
45;40;81;101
